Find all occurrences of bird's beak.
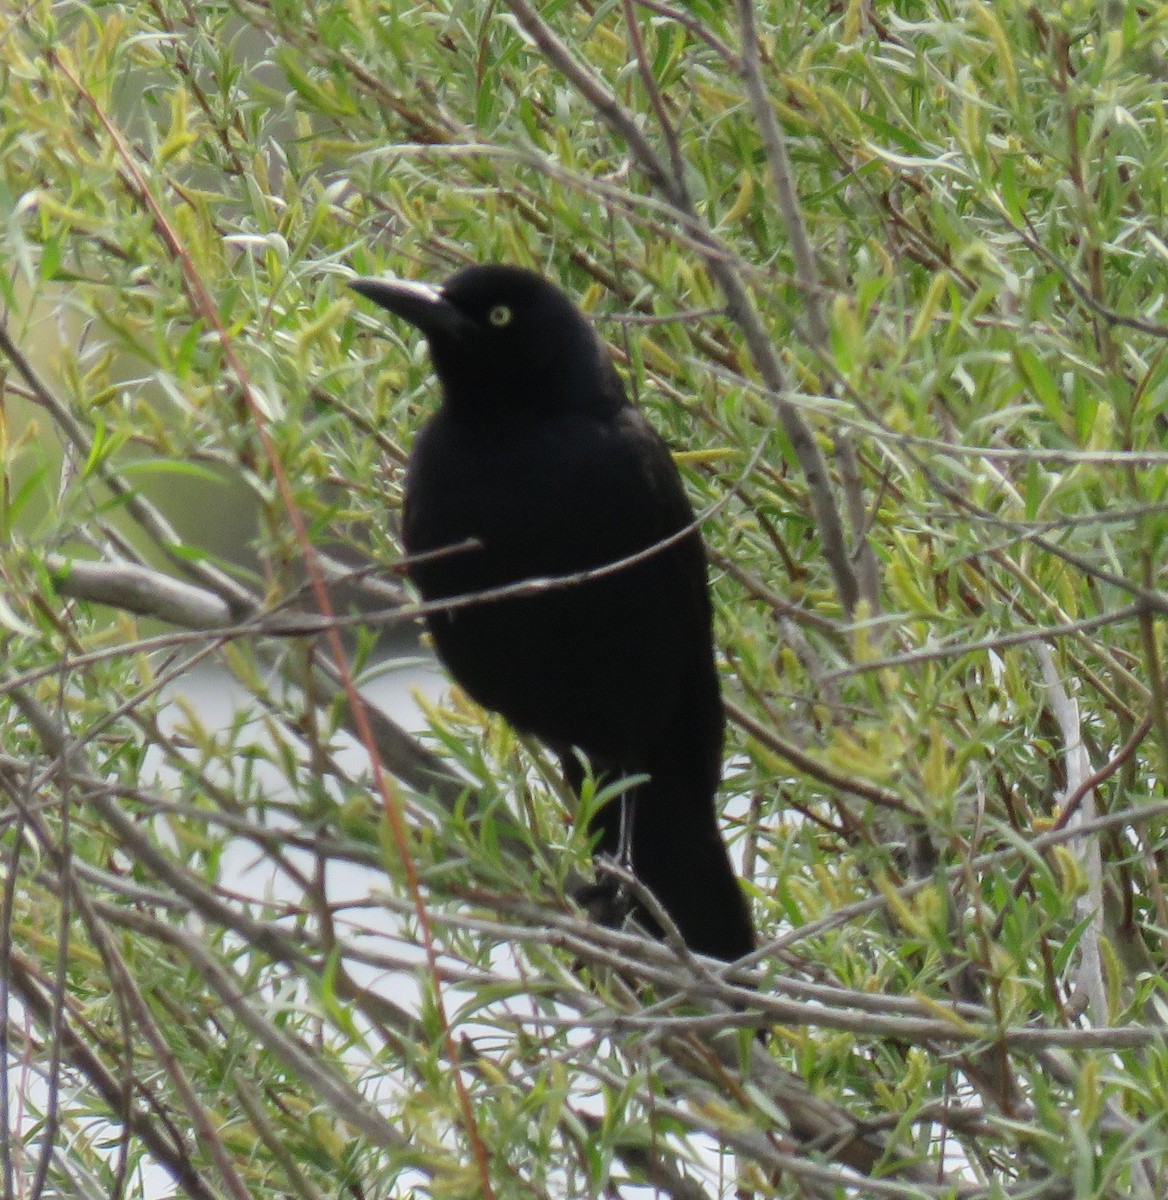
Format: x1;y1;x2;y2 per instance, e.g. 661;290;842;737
348;277;473;342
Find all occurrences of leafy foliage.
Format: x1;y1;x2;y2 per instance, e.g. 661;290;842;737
3;1;1168;1197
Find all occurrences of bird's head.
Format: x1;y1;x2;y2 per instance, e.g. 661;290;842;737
349;264;624;422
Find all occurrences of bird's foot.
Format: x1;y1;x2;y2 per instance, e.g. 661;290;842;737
571;873;635;931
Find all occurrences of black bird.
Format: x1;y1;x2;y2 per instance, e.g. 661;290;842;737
350;264;755;962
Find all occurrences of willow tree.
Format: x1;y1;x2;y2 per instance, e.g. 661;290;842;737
3;3;1167;1197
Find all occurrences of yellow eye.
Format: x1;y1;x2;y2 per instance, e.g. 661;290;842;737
488;304;513;327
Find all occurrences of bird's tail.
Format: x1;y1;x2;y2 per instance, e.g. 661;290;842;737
581;762;755;962
627;771;755;961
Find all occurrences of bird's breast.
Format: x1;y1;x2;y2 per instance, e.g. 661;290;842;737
397;405;716;759
402;409;664;588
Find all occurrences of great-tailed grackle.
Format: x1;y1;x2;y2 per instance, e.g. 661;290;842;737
350;264;755;962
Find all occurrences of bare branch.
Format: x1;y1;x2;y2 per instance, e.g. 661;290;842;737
48;555;237;628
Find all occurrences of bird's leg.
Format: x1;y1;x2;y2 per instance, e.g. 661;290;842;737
598;785;638;915
565;760;640;930
616;788;636;873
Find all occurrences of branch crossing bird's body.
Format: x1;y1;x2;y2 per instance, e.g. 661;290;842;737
351;264;755;962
